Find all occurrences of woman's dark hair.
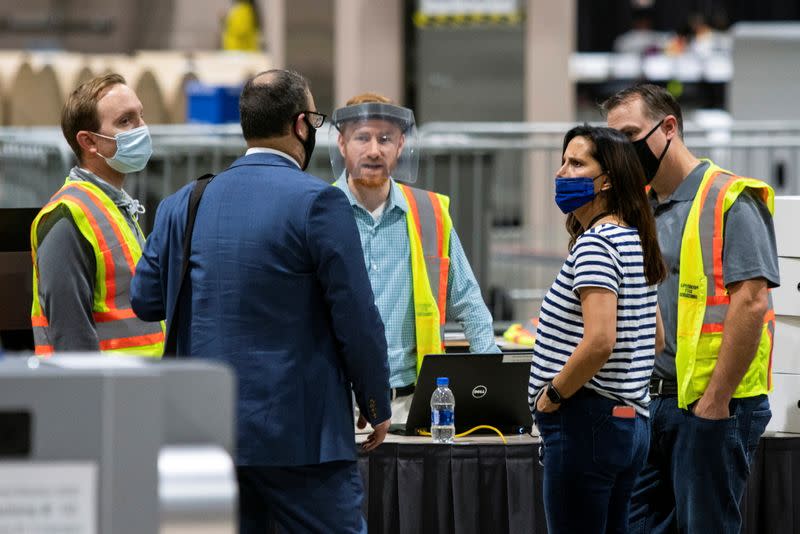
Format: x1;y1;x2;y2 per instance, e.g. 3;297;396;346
562;124;667;286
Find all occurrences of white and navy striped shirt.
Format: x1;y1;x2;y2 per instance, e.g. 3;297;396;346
528;224;658;416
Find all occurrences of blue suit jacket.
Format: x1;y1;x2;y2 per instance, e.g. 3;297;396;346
131;152;391;466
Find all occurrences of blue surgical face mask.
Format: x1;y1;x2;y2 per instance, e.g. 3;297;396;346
93;125;152;174
554;173;605;214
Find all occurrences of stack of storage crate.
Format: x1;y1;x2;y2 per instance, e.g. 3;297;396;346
768;196;800;433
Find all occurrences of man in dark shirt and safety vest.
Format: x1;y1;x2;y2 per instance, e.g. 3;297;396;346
30;73;164;356
604;84;779;534
329;93;498;426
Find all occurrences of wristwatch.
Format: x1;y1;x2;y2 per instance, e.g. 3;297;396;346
545;382;563;404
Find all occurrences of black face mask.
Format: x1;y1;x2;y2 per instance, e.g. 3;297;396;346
296;117;316;171
632;119;671;183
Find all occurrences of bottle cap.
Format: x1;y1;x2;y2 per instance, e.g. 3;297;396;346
436;377;449;387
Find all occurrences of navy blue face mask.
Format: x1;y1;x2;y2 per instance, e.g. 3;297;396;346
554;173;605;214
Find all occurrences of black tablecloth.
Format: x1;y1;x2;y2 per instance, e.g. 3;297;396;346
358;435;800;534
742;435;800;533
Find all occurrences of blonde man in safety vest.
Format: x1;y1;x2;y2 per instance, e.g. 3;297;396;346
30;73;164;356
604;84;778;534
330;93;499;426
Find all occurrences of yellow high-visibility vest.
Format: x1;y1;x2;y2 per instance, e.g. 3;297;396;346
675;160;775;408
31;179;165;356
396;184;453;374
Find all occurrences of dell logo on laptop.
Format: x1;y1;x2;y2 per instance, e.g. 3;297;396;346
472;385;487;399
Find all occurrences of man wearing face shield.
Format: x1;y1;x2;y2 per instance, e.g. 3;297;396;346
604;84;779;533
30;73;164;356
331;93;499;426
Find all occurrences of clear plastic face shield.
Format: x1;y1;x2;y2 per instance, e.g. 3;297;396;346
329;102;419;184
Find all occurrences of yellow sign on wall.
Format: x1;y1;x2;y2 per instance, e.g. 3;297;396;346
416;1;523;27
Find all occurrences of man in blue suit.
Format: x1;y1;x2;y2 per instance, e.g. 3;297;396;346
130;69;391;533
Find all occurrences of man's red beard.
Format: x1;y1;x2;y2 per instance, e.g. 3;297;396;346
351;174;389;189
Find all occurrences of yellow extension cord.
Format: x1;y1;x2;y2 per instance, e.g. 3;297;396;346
416;425;507;444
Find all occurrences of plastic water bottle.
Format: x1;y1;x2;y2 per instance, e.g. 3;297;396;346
431;377;455;443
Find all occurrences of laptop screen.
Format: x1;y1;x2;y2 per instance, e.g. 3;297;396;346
405;352;534;436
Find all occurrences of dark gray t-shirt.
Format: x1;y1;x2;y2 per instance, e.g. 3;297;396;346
651;161;780;383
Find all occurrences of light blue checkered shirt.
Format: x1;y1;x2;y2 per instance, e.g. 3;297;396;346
335;179;499;387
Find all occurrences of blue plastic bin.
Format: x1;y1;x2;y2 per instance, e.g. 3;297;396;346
186;82;242;124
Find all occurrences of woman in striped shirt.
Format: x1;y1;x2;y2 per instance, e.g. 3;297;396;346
530;125;666;534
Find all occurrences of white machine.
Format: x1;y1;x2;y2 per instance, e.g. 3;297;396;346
768;196;800;433
0;355;237;534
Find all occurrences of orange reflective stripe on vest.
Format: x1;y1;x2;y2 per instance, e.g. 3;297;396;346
397;184;453;373
34;344;54;355
99;332;166;351
697;171;734;332
30;315;50;352
696;172;774;334
765;306;775;389
49;184;137;310
698;171;732;296
402;185;448;323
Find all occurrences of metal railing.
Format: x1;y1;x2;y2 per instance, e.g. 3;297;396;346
3;121;800;320
419;121;800;318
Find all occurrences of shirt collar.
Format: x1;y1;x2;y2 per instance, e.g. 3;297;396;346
649;160;710;205
334;176;409;214
69;166;145;220
245;147;300;168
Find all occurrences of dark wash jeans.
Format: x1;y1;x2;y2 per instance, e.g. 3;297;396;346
534;388;651;534
628;394;771;534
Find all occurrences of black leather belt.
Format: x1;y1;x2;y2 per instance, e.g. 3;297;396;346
391;384;415;400
649;378;678;397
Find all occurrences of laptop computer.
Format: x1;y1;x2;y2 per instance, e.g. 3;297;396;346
404;352;534;436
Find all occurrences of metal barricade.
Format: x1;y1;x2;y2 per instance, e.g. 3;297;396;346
0;124;337;229
421;121;800;319
0;127;73;209
4;121;800;320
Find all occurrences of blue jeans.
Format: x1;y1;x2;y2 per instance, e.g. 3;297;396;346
628;394;771;534
535;388;651;534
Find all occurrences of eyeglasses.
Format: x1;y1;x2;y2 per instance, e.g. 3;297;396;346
299;111;326;129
